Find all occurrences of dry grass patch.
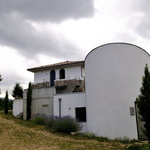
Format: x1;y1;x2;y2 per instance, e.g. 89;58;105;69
0;112;136;150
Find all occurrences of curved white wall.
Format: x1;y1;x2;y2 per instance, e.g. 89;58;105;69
85;43;150;139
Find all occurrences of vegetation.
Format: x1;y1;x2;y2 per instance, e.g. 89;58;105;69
0;98;13;110
4;91;8;114
136;64;150;142
0;98;4;110
0;74;2;94
26;82;32;120
127;144;150;150
0;74;2;82
12;83;23;99
33;116;45;125
33;114;82;133
0;112;148;150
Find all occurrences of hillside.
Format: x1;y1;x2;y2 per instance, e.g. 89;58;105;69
0;113;137;150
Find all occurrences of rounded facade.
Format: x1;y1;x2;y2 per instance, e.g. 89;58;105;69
85;43;150;139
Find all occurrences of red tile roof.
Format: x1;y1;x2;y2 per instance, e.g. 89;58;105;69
27;61;84;72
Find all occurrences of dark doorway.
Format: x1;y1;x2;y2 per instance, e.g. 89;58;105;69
50;70;55;86
135;102;147;140
75;107;86;122
60;69;65;79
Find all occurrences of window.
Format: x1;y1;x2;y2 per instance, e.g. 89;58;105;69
75;107;86;122
59;69;65;79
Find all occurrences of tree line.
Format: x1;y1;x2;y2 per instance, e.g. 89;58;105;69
0;97;13;110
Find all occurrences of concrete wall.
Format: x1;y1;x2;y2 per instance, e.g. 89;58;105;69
34;66;84;84
13;99;23;117
54;92;87;132
23;87;56;119
85;43;150;139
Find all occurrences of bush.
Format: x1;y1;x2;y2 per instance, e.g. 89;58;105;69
141;144;150;150
32;114;48;125
46;116;58;128
53;116;82;133
127;144;150;150
32;114;82;133
33;116;45;125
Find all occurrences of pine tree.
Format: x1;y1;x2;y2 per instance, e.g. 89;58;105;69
26;82;32;120
12;83;23;99
136;64;150;142
4;91;8;114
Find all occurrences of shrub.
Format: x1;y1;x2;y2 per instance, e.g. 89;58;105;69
32;114;48;125
32;114;82;133
46;116;59;128
141;144;150;150
53;116;82;133
33;116;45;125
127;144;150;150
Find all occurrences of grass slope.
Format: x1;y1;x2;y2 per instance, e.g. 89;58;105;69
0;112;141;150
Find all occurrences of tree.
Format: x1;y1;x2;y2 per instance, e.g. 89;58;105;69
0;98;4;110
12;83;23;99
136;64;150;142
4;91;8;114
0;74;2;94
26;82;32;120
0;74;2;82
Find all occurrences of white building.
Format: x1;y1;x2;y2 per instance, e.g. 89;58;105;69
24;43;150;140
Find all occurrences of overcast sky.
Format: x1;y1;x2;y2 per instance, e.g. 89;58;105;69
1;0;150;98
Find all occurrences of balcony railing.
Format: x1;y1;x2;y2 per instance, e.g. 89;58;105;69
31;76;85;93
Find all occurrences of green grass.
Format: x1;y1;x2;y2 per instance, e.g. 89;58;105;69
127;144;150;150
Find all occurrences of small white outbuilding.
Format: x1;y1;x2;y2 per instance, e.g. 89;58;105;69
13;99;23;118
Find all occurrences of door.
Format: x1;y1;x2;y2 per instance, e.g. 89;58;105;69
135;102;147;140
50;70;55;86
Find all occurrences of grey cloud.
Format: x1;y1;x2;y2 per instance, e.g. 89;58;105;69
0;12;83;60
0;0;93;60
130;0;150;38
0;0;94;22
113;0;150;39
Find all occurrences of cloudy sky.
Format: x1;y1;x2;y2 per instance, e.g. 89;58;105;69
1;0;150;98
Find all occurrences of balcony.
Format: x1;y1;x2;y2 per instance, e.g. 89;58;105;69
55;79;85;94
31;76;85;94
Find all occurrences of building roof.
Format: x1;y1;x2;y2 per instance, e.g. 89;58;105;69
27;61;84;72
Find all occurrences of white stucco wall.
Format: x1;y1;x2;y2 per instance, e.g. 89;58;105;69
34;70;49;83
13;99;23;117
34;66;84;84
85;43;150;139
54;93;86;132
